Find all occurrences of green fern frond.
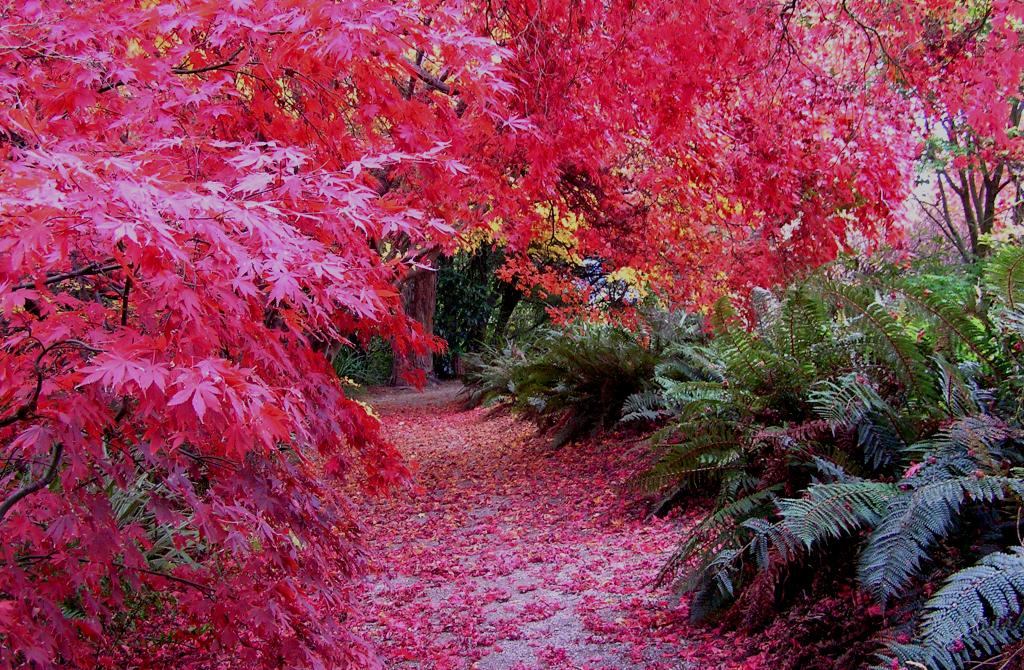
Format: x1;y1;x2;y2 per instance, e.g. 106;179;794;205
821;282;934;401
776;481;898;550
775;284;830;360
906;415;1021;468
859;475;1021;606
743;516;803;568
882;547;1024;670
936;356;983;418
893;278;1001;373
621;389;672;423
808;456;860;483
985;245;1024;310
810;374;890;429
638;420;746;493
662;487;781;587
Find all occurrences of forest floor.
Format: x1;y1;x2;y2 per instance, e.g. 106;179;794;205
351;383;765;670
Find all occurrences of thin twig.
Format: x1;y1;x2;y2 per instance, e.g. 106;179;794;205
171;45;245;76
0;339;103;429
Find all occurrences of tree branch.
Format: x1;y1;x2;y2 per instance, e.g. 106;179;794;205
171;45;245;76
13;260;121;291
0;442;63;524
122;564;213;596
403;58;468;114
121;275;132;326
0;339;103;429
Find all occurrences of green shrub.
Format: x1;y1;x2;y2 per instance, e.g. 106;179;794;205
331;337;394;387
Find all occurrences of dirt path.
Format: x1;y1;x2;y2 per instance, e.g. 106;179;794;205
352;383;760;670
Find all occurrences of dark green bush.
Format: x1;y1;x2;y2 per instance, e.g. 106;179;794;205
331;337;394;387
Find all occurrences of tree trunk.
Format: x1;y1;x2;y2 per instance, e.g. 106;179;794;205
391;269;437;386
491;281;522;345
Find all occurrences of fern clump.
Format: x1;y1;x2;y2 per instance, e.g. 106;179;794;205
463;311;704;448
635;246;1024;670
469;246;1024;669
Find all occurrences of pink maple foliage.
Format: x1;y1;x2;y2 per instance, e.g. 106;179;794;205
0;1;511;667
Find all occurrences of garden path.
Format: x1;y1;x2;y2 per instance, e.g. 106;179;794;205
352;383;762;670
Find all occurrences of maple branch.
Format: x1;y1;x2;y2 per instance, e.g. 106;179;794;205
0;442;63;524
99;45;247;92
403;49;425;100
403;58;468;116
122;564;213;596
172;45;245;76
914;192;969;262
121;275;132;326
12;552;214;596
407;60;452;96
13;260;121;290
839;0;909;84
0;339;103;429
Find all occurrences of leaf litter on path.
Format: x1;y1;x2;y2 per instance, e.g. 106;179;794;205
351;383;765;670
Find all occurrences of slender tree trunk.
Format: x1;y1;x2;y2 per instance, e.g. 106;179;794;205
491;282;522;345
1013;179;1024;228
391;269;437;385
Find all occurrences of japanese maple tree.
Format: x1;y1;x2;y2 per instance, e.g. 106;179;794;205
0;0;512;667
477;0;1022;306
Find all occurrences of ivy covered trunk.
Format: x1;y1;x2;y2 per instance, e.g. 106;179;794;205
392;268;438;385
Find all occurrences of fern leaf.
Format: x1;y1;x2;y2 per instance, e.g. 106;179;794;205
821;282;934;401
662;487;780;586
859;476;1021;606
883;547;1024;670
985;245;1024;310
894;278;1001;373
776;481;897;550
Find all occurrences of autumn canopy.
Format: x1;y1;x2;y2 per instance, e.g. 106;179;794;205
0;0;1022;668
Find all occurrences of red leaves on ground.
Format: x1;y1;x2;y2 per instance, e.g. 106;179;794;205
352;385;768;669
